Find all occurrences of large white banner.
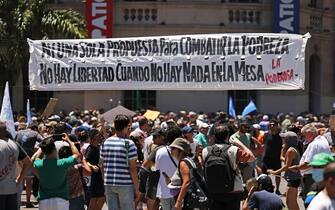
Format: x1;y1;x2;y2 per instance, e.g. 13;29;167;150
28;33;310;91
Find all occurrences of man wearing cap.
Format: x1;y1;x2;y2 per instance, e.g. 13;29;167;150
307;162;335;210
181;126;197;155
289;123;331;200
242;174;284;210
304;153;335;208
195;122;209;148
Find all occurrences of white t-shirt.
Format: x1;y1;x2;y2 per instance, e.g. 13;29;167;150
155;146;178;199
300;135;331;175
190;139;198;155
307;190;335;210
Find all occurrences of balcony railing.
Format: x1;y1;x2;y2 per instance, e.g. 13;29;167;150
228;9;261;25
123;8;158;23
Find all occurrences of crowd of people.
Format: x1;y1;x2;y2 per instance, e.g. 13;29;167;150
1;108;335;210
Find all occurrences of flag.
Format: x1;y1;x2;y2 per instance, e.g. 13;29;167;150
0;82;16;138
242;100;257;117
229;96;236;118
27;99;32;125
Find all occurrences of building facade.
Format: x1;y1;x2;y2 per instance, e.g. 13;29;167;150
24;0;335;114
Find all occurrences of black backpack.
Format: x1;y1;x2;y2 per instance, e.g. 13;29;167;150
204;144;236;196
179;157;209;210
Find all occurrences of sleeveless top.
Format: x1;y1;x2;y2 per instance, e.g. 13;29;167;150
284;147;301;181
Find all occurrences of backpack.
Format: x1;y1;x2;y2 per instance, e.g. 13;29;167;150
204;144;236;196
179;157;209;210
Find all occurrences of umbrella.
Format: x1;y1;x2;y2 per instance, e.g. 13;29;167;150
102;105;136;123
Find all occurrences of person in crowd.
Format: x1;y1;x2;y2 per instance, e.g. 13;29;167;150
307;162;335;210
230;121;255;183
99;114;139;210
15;123;43;208
0;121;32;210
267;131;301;210
181;125;203;165
85;129;105;210
242;174;285;210
155;125;182;210
139;128;167;210
262;119;283;195
135;117;152;138
202;124;255;210
195;122;209;148
289;123;332;200
304;153;335;208
250;124;265;175
130;130;145;163
58;145;92;210
32;133;80;210
167;138;193;210
323;115;335;151
259;115;270;131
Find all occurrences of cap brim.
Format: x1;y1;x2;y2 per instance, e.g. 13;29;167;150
308;161;326;167
170;145;184;151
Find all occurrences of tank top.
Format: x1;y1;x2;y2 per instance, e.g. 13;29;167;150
284;147;301;181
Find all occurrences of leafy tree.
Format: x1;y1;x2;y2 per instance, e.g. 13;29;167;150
0;0;86;102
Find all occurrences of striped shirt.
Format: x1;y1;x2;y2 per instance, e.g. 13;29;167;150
100;136;137;186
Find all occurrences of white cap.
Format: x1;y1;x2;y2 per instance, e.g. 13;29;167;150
199;122;209;129
262;115;269;121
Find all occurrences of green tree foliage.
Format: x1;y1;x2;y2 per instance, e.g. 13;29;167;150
0;0;86;88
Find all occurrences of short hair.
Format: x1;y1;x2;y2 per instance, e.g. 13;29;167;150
0;121;6;134
39;137;56;155
89;128;100;139
138;118;148;127
165;125;182;144
301;123;318;135
324;162;335;180
54;122;67;134
58;146;72;159
214;125;229;143
114;115;131;132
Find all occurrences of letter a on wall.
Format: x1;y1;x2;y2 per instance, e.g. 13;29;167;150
86;0;113;38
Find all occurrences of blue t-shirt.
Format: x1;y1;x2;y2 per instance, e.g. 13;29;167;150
248;190;284;210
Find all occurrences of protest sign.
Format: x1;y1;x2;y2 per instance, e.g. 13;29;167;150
144;110;160;121
41;98;58;118
28;33;310;91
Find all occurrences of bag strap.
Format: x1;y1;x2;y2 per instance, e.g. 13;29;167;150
166;146;177;168
125;139;130;167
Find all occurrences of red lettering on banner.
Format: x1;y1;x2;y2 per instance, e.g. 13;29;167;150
86;0;113;38
265;69;294;85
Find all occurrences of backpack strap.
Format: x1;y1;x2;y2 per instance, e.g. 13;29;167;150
178;157;195;184
166;146;177;168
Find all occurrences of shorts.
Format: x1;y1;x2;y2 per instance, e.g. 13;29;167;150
287;179;301;188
